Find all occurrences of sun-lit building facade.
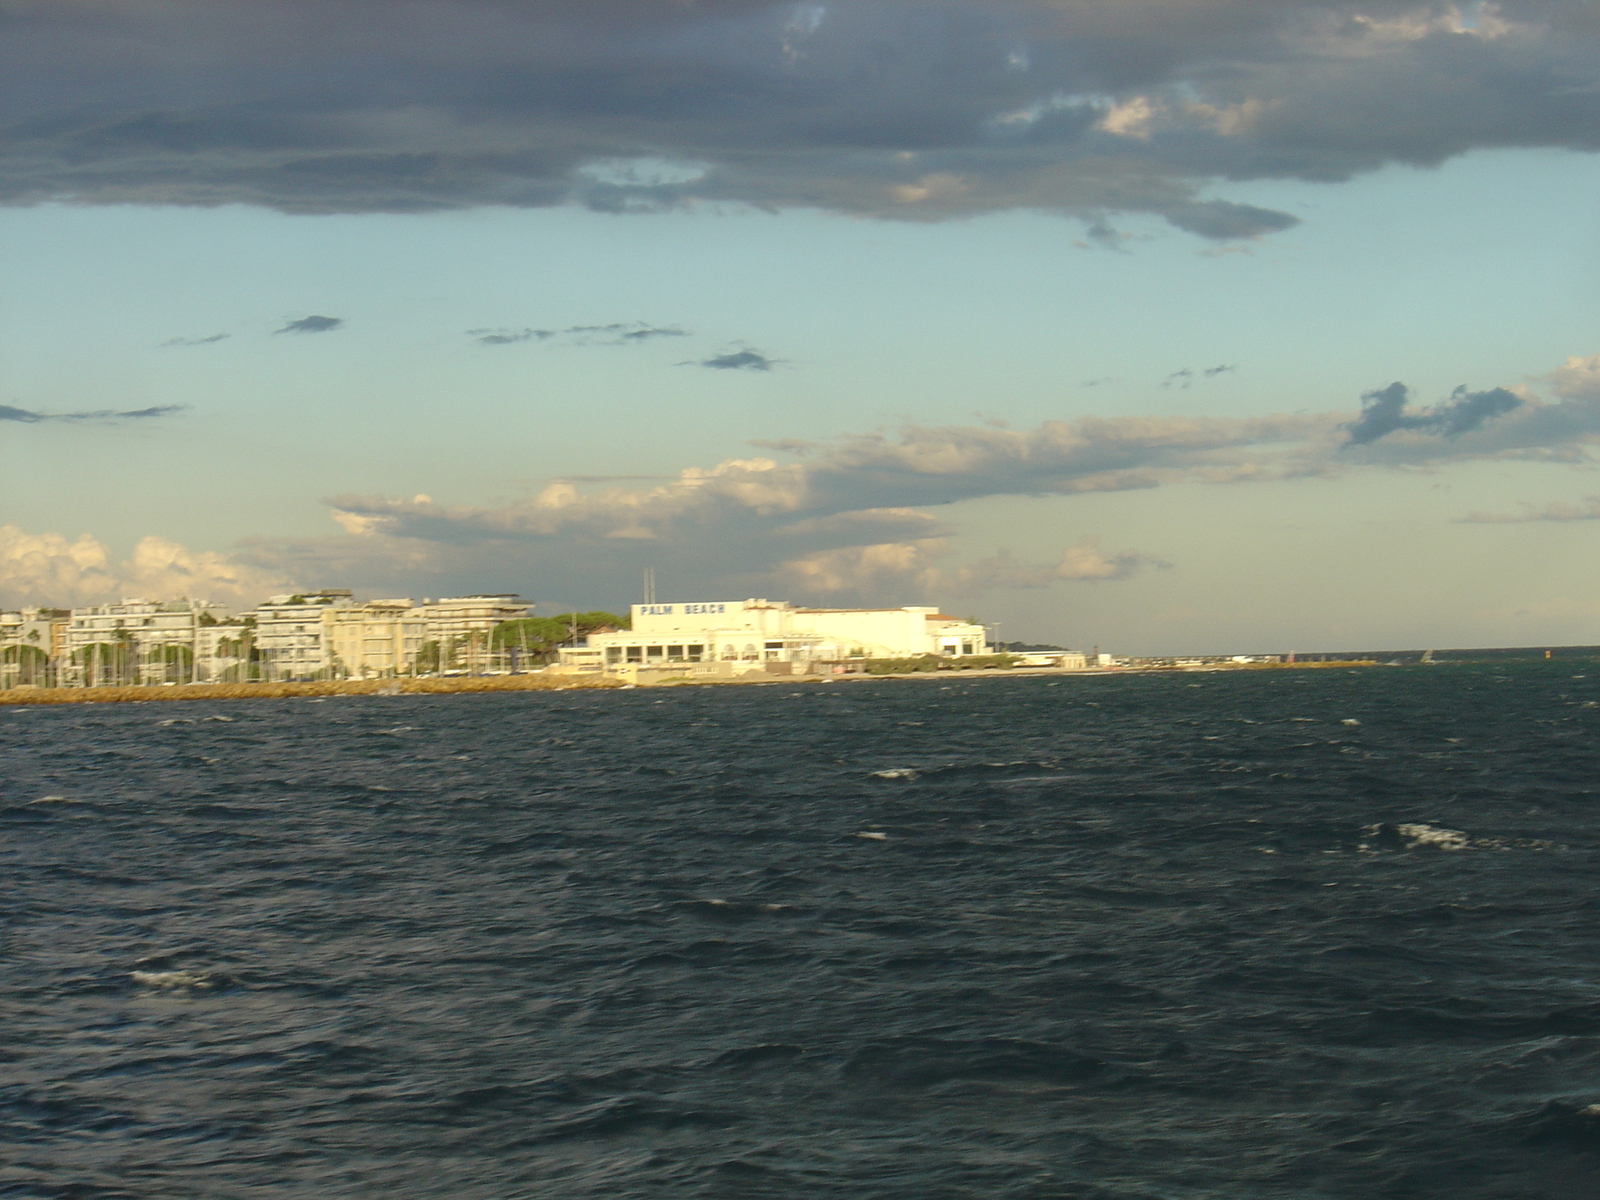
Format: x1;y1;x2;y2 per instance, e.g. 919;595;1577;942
559;599;989;676
323;599;429;678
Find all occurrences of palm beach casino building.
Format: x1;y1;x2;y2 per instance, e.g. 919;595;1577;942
557;600;990;678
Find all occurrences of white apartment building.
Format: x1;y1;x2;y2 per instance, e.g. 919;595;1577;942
559;599;989;675
0;607;68;685
1;589;544;687
323;600;428;678
253;591;353;680
419;595;529;641
416;595;529;672
254;594;528;679
62;598;235;684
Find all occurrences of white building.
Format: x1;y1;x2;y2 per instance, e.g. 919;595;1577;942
417;595;529;673
63;598;233;685
0;607;68;685
559;599;989;676
419;595;529;640
1012;650;1090;669
323;600;428;678
253;591;353;680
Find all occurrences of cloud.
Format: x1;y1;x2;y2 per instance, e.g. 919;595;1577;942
749;437;818;455
275;315;344;334
13;2;1600;239
1164;363;1237;387
0;525;288;608
1343;381;1523;446
0;403;185;423
470;328;553;345
160;333;229;347
570;323;688;343
467;323;688;347
1543;353;1600;400
1458;495;1600;523
940;539;1158;596
227;354;1600;605
692;347;778;371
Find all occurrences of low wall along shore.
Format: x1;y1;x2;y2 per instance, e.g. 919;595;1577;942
0;658;1388;705
0;676;624;706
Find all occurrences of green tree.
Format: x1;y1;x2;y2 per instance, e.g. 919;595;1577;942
414;638;460;673
551;611;630;633
1;644;50;686
151;644;195;683
74;641;131;687
215;626;261;681
491;612;629;666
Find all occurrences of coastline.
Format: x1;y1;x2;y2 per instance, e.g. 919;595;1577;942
0;675;623;706
0;658;1387;706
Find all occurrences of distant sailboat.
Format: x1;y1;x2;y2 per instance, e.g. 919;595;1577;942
1420;649;1435;664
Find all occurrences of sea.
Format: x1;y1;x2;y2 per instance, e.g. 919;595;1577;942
4;664;1599;1199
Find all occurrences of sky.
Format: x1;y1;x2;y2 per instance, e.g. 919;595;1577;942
3;0;1600;654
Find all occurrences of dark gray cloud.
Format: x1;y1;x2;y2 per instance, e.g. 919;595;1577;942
0;403;185;423
1164;363;1236;387
693;348;777;371
8;2;1599;239
749;437;817;454
1458;495;1600;523
571;323;687;343
160;333;229;347
275;315;344;334
468;323;687;346
469;328;553;345
1344;382;1523;446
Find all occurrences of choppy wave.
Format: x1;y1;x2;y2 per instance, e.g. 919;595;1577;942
4;663;1599;1198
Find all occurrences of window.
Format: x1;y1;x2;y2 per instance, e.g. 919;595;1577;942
743;644;758;660
687;645;704;662
605;647;622;664
626;646;643;662
667;645;684;661
646;645;665;660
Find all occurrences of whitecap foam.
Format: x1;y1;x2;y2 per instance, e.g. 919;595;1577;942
855;831;889;840
1396;823;1469;850
131;969;221;991
871;769;918;780
1362;822;1470;851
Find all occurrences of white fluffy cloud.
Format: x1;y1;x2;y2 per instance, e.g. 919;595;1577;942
227;357;1600;605
1543;354;1600;400
0;526;288;609
13;353;1598;610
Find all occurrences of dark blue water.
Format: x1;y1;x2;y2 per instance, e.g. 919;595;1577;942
5;666;1600;1199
